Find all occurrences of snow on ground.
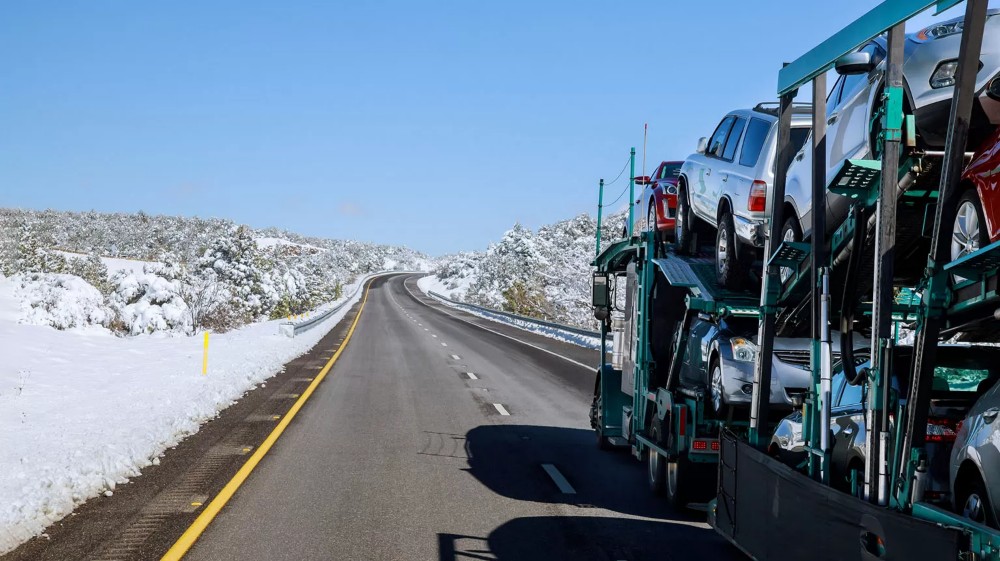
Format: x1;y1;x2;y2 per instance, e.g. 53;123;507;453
416;273;473;300
0;274;369;554
56;251;155;279
254;237;327;253
418;275;602;350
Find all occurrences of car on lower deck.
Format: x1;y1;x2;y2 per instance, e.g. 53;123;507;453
676;104;811;289
674;315;845;417
770;345;1000;505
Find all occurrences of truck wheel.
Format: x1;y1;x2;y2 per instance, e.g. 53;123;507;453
647;421;667;496
591;392;612;450
716;210;747;289
675;188;697;255
665;456;689;508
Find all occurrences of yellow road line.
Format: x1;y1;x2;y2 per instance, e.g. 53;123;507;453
161;279;375;560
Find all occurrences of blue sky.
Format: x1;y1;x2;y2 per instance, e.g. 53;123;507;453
0;1;972;255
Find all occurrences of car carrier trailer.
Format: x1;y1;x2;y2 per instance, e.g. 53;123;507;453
706;1;1000;560
590;1;1000;559
590;223;761;507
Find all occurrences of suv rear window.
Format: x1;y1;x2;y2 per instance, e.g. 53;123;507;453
738;118;771;167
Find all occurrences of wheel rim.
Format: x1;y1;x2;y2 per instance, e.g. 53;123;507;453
648;446;662;483
667;461;679;498
780;226;796;283
711;364;724;413
676;198;686;240
964;492;986;523
952;200;981;262
717;227;729;274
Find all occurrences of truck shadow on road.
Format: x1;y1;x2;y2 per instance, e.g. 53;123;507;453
437;515;741;561
462;424;712;522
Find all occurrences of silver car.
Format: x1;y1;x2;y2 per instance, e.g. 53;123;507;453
771;346;1000;502
676;315;820;416
676;105;811;289
782;12;1000;249
951;359;1000;528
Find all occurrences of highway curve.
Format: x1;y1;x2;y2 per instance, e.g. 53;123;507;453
180;274;740;561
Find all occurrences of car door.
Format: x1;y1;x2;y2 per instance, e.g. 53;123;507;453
831;375;866;477
829;42;885;173
693;116;736;222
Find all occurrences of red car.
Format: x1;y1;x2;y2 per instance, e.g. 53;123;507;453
633;160;682;244
953;126;1000;267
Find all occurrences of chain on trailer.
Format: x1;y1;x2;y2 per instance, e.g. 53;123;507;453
715;1;1000;560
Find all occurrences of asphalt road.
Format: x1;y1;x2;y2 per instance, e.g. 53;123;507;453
182;274;741;561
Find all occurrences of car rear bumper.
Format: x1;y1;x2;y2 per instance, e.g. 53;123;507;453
733;214;766;248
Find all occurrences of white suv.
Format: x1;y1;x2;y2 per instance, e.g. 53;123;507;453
676;104;811;288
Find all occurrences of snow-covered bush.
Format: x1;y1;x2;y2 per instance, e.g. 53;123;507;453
14;273;112;330
108;262;191;335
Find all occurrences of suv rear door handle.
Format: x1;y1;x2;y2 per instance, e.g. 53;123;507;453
985;407;999;423
827;115;838;126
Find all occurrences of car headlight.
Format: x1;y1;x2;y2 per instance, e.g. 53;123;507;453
730;337;758;363
916;20;964;42
665;185;677;195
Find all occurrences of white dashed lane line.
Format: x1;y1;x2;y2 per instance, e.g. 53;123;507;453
492;403;510;416
450;354;461;360
466;372;478;380
541;464;576;494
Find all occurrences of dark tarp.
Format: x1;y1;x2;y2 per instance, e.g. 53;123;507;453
714;431;963;561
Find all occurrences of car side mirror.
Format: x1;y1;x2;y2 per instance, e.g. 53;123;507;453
835;51;875;75
696;137;708;154
633;175;651;185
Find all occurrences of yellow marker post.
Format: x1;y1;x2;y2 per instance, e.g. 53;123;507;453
202;332;209;375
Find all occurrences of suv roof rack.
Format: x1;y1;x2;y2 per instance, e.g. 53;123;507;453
752;102;813;117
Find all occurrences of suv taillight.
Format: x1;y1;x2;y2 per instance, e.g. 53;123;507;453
748;181;767;212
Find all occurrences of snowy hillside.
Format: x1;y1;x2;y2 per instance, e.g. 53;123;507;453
431;211;627;329
0;208;430;334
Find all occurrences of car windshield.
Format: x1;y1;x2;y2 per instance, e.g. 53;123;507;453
661;163;681;178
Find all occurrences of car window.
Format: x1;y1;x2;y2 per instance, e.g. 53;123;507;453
738;118;771;167
839;379;864;408
708;116;735;159
827;74;844;111
722;116;747;161
831;374;847;407
661;163;681;179
933;366;992;392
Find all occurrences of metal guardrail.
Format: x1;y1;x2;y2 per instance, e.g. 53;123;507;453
426;290;599;338
278;272;396;337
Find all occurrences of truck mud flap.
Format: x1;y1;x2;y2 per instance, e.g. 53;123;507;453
714;431;962;561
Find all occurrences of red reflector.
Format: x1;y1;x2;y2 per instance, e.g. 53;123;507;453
693;440;708;450
926;418;959;443
711;440;720;451
748;180;767;212
678;408;687;436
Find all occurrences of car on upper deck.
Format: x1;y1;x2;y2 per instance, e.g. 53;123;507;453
781;13;1000;256
632;160;682;251
675;104;811;289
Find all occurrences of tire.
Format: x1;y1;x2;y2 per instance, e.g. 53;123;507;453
591;391;613;450
951;190;989;284
957;473;997;528
708;357;729;419
779;215;803;284
665;456;690;508
648;204;663;257
675;187;697;255
716;210;746;289
647;419;667;496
